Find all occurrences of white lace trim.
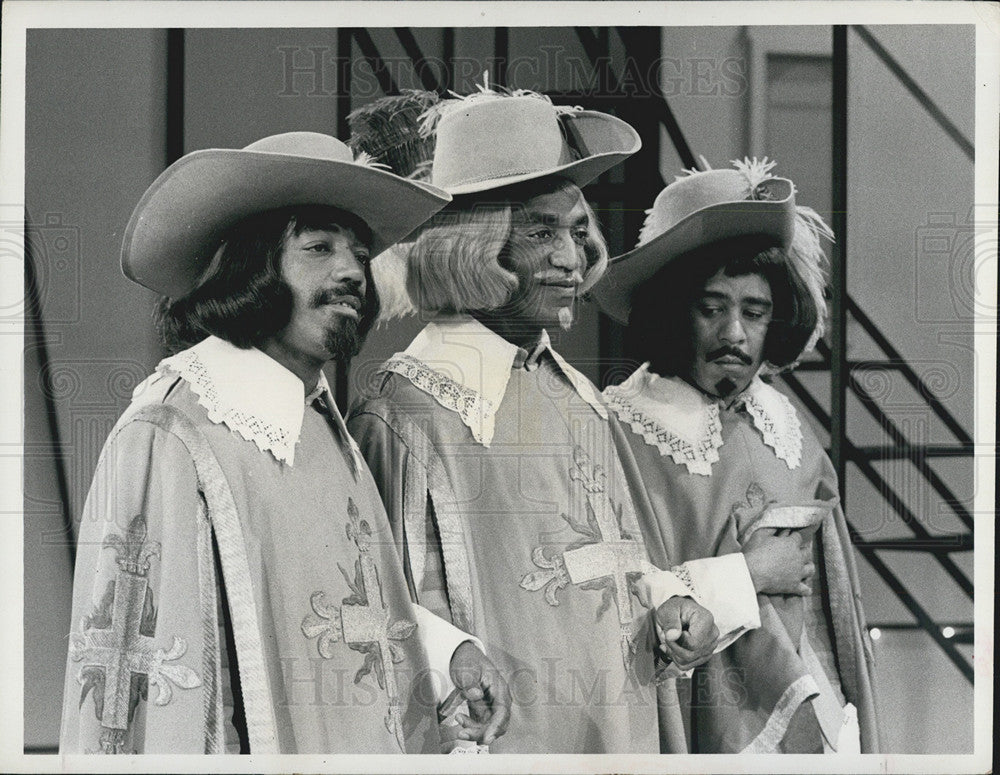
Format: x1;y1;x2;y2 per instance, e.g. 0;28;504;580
604;385;722;476
743;382;803;469
382;354;497;446
157;348;297;462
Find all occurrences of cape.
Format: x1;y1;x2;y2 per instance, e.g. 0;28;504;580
607;368;880;753
348;334;667;753
59;371;443;754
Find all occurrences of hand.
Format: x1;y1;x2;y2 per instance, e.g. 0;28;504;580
447;641;512;745
743;527;815;596
654;596;720;671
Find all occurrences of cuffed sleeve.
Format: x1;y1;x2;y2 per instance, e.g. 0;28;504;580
636;552;761;655
412;605;485;704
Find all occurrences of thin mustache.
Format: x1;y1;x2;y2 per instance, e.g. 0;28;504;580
706;346;753;365
533;271;584;285
312;286;365;311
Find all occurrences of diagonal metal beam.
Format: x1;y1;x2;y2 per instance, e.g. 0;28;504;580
393;28;445;93
24;217;77;564
854;542;973;681
816;340;975;532
615;27;698;171
781;375;976;686
782;372;973;597
853;25;974;161
848;298;973;444
351;28;399;96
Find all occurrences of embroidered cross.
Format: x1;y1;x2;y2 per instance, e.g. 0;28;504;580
301;498;415;752
69;515;201;754
521;446;654;667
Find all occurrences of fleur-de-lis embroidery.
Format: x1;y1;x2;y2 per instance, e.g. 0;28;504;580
104;514;161;576
519;547;570;606
70;514;201;754
300;497;415;751
730;482;773;539
301;591;343;659
146;637;202;705
521;447;654;667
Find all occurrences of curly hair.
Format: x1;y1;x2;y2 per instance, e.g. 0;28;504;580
155;205;379;354
404;176;609;315
627;235;821;377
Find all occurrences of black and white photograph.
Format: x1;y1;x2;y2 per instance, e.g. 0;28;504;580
1;1;996;772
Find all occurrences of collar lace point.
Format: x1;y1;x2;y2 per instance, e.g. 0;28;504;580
158;346;300;463
743;380;803;469
604;368;722;476
604;366;802;474
386;318;607;446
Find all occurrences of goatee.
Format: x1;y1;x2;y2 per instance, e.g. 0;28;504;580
324;318;365;361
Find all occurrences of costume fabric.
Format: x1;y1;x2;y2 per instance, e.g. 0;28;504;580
59;336;468;754
347;316;756;753
606;364;879;753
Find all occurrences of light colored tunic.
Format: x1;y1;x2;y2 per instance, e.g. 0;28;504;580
606;364;880;753
59;337;468;754
348;317;757;753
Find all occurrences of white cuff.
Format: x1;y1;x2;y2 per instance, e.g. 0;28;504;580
412;604;485;704
636;553;761;654
680;554;761;650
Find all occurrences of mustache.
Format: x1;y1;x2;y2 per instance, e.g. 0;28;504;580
311;284;366;314
533;270;584;286
705;345;753;365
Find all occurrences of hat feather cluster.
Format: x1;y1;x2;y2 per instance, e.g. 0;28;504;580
417;71;582;141
637;157;833;364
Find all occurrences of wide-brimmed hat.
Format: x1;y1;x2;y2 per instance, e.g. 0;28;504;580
421;87;641;196
121;131;452;297
594;159;805;325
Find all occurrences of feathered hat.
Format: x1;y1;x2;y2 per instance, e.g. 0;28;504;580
419;74;640;195
350;78;641;322
121;131;451;297
593;158;833;363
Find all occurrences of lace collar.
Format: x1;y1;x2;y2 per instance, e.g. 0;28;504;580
139;335;361;468
603;364;802;475
381;315;607;447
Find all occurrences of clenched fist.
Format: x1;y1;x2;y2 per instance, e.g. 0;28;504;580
654;596;720;671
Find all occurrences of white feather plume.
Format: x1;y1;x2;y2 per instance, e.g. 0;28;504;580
351;150;391;170
731;156;777;192
418;72;581;139
788;204;834;356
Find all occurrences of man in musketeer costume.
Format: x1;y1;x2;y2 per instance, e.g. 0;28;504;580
59;131;511;754
346;87;764;753
594;159;880;753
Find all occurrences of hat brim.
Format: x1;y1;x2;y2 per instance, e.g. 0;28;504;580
593;192;796;324
441;111;641;196
122;149;451;297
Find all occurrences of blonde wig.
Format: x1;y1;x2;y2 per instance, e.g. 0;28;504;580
392;177;609;318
